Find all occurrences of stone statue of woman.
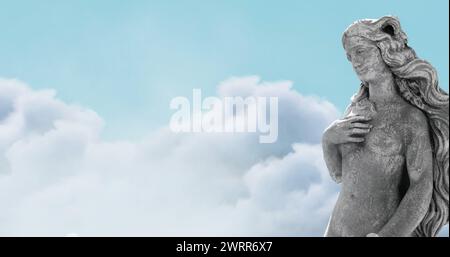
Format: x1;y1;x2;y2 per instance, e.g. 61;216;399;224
323;16;449;237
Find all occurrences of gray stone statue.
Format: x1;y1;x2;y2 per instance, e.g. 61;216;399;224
322;16;449;237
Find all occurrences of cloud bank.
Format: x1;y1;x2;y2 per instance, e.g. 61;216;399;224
0;77;447;236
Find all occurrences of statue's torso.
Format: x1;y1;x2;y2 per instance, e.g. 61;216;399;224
327;98;413;237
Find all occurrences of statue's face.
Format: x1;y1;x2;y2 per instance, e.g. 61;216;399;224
345;36;390;83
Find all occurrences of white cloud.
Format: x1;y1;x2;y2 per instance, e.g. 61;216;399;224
1;76;446;237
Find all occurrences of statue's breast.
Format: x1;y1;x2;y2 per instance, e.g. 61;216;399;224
340;100;408;181
341;99;405;157
364;122;404;156
340;124;404;158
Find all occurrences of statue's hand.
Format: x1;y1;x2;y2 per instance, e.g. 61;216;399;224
323;115;372;145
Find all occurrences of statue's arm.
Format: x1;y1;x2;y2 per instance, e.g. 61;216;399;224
377;113;433;237
322;137;342;183
321;104;353;184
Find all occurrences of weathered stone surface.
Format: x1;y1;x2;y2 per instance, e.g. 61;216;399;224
322;16;449;237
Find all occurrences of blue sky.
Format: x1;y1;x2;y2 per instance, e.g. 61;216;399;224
0;0;448;140
0;1;448;236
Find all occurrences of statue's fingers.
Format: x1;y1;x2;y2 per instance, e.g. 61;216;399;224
346;115;371;123
344;115;363;120
350;122;372;129
349;128;371;135
346;136;365;143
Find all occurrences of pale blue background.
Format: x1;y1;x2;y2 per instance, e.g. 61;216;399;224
0;0;448;237
0;0;448;140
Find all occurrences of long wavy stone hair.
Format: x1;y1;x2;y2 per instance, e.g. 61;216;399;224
343;16;449;237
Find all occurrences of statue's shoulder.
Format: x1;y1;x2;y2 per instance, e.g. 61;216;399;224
401;104;429;135
403;104;427;125
343;101;356;117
